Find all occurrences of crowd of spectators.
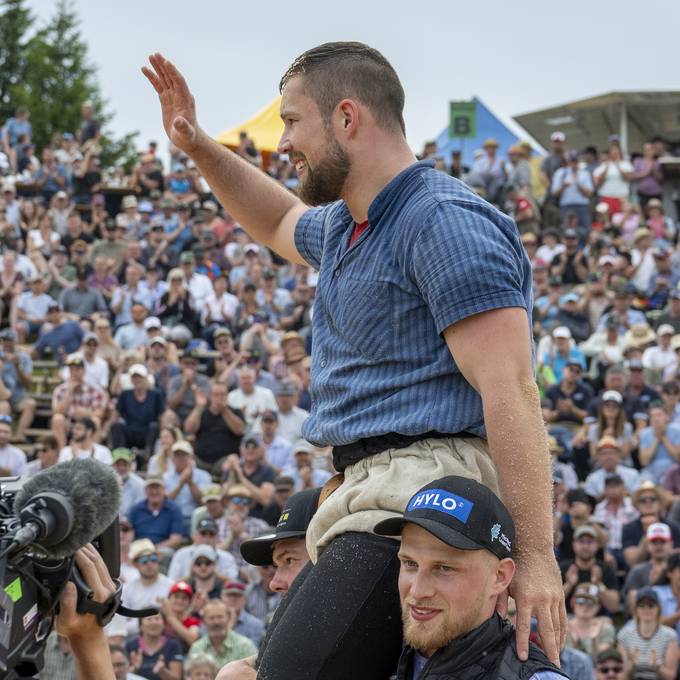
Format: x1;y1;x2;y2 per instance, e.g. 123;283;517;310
1;100;680;679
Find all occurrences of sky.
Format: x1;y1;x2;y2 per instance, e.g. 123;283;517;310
28;0;680;159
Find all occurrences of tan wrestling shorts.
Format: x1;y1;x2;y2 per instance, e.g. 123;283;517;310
306;436;499;562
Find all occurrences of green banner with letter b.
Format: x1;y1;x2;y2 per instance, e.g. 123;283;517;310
449;101;476;139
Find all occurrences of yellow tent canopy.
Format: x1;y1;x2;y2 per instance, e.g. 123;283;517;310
215;96;284;153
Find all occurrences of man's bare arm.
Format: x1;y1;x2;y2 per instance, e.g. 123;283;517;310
142;53;307;264
444;306;566;666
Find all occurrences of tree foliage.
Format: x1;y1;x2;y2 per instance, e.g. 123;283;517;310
0;0;137;165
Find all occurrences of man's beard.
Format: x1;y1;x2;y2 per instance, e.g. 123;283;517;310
296;135;351;206
401;592;487;655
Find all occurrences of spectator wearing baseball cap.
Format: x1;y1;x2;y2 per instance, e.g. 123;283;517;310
128;476;184;551
187;544;225;600
542;325;587;383
560;524;619;615
617;584;677;677
110;363;165;455
623;523;673;613
543;354;594;437
111;447;146;516
161;580;202;651
373;477;565;679
168;516;238;583
551;149;594;232
257;408;294;472
622;481;680;569
220;580;265;648
164;440;213;533
642;323;677;383
273;378;309;445
282;439;332;492
241;487;321;593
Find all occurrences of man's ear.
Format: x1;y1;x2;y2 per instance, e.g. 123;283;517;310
493;557;516;595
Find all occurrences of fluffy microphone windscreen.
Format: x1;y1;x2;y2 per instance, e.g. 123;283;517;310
13;458;122;558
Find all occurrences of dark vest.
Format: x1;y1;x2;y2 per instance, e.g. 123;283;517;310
395;614;569;680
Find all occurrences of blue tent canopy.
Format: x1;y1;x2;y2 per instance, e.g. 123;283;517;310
434;97;530;168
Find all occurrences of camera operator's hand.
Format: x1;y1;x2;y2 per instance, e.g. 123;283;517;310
55;543;116;680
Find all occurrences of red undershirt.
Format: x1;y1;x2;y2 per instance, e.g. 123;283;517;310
349;220;370;247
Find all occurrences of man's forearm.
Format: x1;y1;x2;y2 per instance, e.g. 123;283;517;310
483;380;554;555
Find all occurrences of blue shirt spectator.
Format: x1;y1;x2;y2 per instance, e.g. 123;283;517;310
639;407;680;484
129;484;184;545
34;310;84;363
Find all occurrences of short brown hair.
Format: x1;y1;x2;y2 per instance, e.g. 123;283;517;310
279;41;406;135
38;434;59;451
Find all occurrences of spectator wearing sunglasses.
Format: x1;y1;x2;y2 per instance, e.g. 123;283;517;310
566;583;616;661
594;648;625;679
119;539;173;636
24;433;60;477
168;516;238;583
187;545;224;601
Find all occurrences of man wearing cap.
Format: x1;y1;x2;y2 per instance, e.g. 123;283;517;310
52;358;108;449
560;524;619;615
596;286;647;336
282;439;331;492
185;380;246;473
368;476;566;680
273;378;308;445
544;359;593;437
166;349;211;424
164;440;212;532
0;328;35;440
74;331;109;389
14;273;52;342
112;447;147;515
585;435;641;499
90;217;127;268
221;580;266;647
594;648;624;680
111;363;164;453
551;229;588;286
623;522;673;613
187;544;225;599
551;150;594;232
59;267;108;319
651;551;680;629
223;435;277;512
169;515;238;582
642;324;678;380
542;325;587;383
622;481;680;568
33;301;84;362
180;250;213;311
129;477;184;551
257;409;294;471
120;539;173;635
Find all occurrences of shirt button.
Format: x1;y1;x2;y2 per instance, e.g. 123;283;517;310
320;359;327;367
334;270;340;277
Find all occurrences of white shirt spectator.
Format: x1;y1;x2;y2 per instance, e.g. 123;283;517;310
584;465;641;498
120;572;173;634
228;385;277;426
201;291;239;326
16;290;53;321
0;444;27;475
642;344;677;377
168;545;238;582
187;272;213;312
593;160;634;198
58;443;113;465
62;355;109;390
276;406;309;445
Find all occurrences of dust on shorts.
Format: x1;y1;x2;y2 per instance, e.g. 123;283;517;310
306;436;499;562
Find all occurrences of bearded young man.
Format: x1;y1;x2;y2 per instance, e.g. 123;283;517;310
144;42;564;679
375;477;567;680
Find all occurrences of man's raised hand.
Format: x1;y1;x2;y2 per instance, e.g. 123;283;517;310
142;53;201;155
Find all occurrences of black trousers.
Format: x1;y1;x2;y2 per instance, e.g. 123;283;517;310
110;421;159;453
256;532;403;680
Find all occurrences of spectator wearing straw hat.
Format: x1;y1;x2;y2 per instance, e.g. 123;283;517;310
585;436;641;499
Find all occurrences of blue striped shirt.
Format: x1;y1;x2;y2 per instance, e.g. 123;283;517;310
295;161;533;452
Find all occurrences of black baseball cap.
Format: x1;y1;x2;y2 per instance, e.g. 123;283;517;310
374;476;515;560
240;488;321;566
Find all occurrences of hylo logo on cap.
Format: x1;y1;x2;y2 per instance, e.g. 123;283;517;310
277;510;290;527
407;489;474;524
